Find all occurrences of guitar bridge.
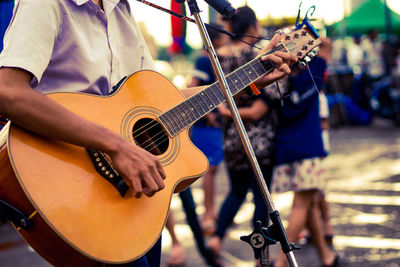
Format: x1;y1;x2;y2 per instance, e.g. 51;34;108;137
86;148;129;197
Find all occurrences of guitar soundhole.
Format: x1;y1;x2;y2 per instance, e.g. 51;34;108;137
132;118;169;156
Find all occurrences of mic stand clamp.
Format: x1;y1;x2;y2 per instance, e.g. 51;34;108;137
240;221;276;267
240;218;301;267
183;0;299;266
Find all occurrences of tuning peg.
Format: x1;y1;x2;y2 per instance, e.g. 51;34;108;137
298;60;307;68
304;56;312;63
309;48;319;57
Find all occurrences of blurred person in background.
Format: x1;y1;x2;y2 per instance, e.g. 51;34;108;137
299;38;335;247
347;32;364;73
362;29;385;80
206;6;283;265
271;38;339;267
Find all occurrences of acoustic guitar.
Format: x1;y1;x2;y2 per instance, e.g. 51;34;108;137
0;25;320;266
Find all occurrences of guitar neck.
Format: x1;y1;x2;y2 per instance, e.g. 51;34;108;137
159;45;283;137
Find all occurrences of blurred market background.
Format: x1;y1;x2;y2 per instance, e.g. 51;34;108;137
1;0;400;266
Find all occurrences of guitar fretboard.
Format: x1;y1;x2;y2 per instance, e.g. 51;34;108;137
158;47;280;137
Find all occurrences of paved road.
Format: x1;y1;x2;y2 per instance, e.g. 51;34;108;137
1;120;399;266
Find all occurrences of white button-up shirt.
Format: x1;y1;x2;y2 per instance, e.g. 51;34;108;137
0;0;154;95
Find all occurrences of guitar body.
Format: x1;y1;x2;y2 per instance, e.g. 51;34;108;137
1;70;209;265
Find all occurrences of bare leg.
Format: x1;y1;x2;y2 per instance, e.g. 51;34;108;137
274;190;337;267
166;212;185;266
307;193;336;266
203;165;218;220
318;192;335;241
202;165;218;235
274;190;314;267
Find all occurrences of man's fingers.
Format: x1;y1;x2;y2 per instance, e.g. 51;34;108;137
140;173;159;197
154;158;166;180
131;177;143;198
149;166;165;191
264;54;284;68
278;64;291;75
259;33;282;54
262;51;297;67
143;187;155;197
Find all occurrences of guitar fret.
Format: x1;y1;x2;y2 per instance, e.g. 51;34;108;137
203;88;218;108
254;59;269;74
175;107;189;126
176;104;192;126
243;65;258;83
243;69;252;85
182;101;197;122
165;113;179;136
194;94;208;114
249;62;263;78
187;97;202;118
207;87;220;106
208;85;222;106
209;84;225;104
230;72;246;93
191;95;208;121
161;113;178;136
261;59;275;72
170;109;185;130
200;91;214;111
226;76;239;95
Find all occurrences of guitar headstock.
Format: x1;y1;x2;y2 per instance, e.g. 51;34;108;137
277;24;321;64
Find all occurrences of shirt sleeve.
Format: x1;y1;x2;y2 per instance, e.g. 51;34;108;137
0;0;60;87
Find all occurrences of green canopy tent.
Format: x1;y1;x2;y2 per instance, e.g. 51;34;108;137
328;0;400;36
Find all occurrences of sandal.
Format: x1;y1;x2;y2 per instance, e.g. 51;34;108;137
322;254;340;267
208;236;223;266
325;234;334;247
167;244;186;267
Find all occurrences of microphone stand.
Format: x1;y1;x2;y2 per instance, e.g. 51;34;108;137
182;0;299;266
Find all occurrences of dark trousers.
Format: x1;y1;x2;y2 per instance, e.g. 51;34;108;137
127;237;162;267
215;165;273;239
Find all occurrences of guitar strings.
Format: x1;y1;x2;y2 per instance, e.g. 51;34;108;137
128;38;321;153
134;65;323;153
130;55;279;151
130;47;277;143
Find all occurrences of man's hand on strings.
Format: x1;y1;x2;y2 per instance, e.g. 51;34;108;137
254;34;297;88
107;140;166;198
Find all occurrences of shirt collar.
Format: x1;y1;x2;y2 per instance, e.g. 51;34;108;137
71;0;90;6
71;0;120;7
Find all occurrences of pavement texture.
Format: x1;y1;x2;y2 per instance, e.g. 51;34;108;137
0;119;399;267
